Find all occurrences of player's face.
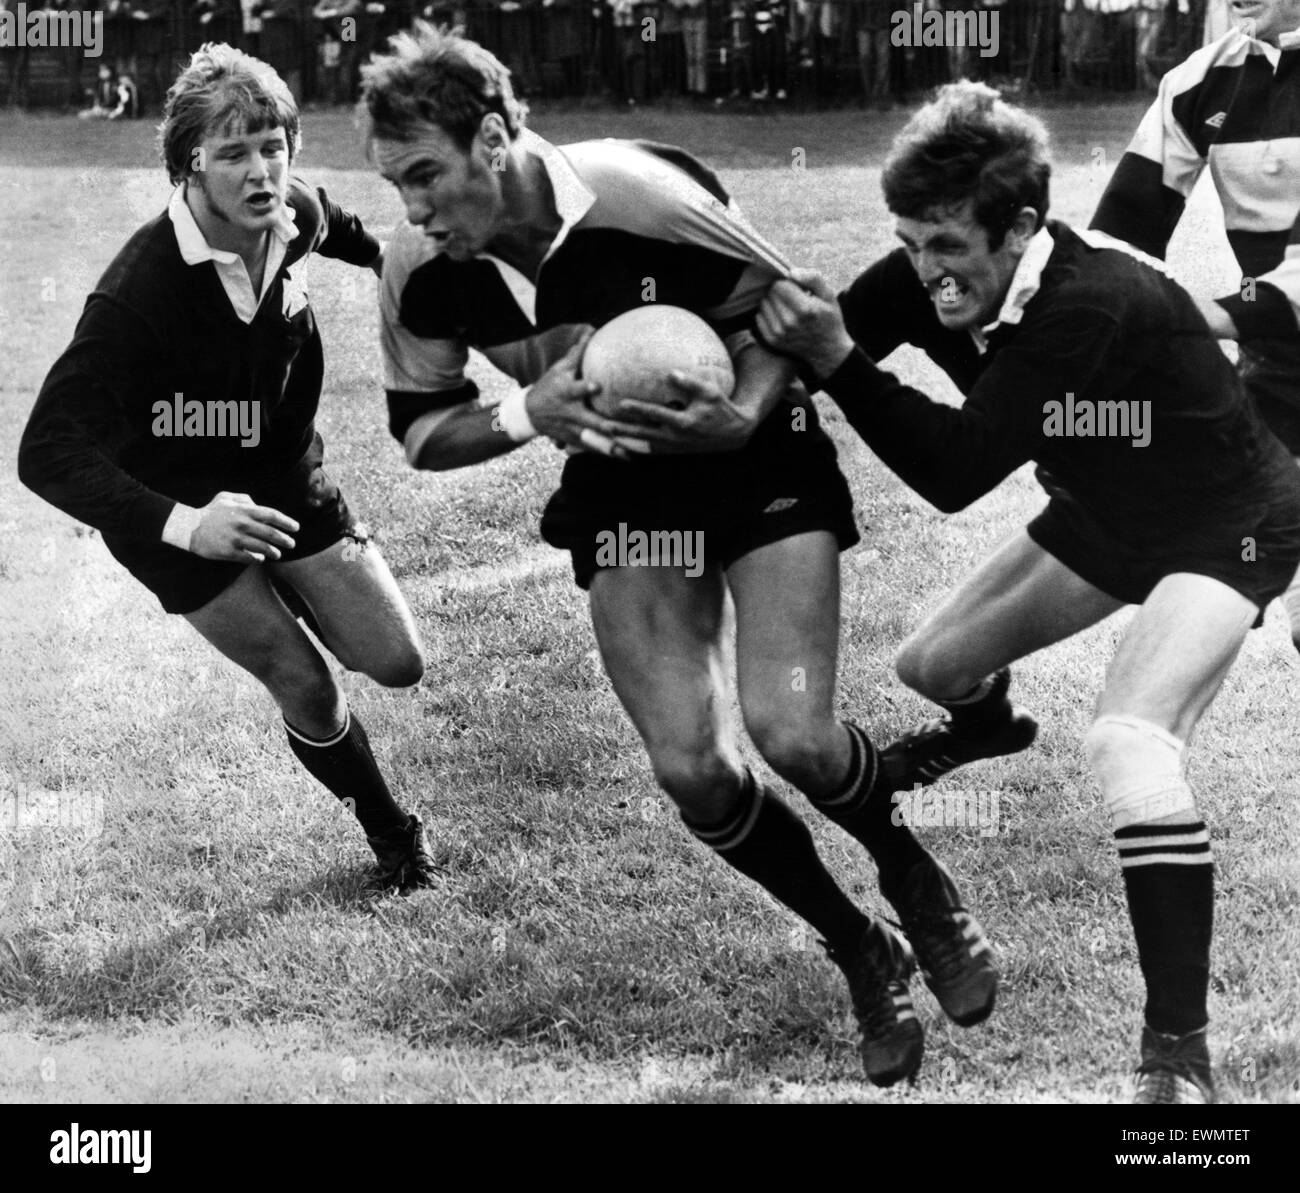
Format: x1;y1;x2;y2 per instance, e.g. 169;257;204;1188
894;204;1029;332
373;119;507;261
187;122;290;250
1232;0;1300;43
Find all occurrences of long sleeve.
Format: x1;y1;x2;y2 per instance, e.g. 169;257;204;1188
18;295;177;540
821;303;1124;513
1090;71;1207;261
837;248;930;363
314;185;381;265
1218;220;1300;338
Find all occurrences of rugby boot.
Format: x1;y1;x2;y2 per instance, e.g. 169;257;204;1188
824;920;924;1086
367;813;439;894
880;853;998;1026
880;670;1038;789
1132;1025;1215;1105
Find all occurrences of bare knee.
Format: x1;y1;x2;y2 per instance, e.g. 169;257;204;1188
895;633;976;702
255;650;342;729
360;645;426;689
647;743;741;821
745;706;838;788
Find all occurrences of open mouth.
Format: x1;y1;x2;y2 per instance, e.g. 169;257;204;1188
930;278;970;309
245;191;277;213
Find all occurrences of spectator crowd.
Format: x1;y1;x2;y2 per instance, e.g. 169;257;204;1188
1;0;1220;114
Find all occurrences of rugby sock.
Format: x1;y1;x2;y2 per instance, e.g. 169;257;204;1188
1116;821;1213;1036
941;667;1013;736
805;720;928;888
284;709;410;839
685;770;871;951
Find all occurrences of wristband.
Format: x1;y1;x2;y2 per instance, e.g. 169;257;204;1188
161;503;202;552
498;387;538;443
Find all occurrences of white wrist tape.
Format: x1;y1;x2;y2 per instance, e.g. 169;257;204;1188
161;503;203;552
498;387;538;443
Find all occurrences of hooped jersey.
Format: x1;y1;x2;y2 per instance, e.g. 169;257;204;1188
379;131;787;465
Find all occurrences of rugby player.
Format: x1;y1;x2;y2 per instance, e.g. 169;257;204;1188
361;26;998;1086
18;45;437;894
1091;0;1300;652
757;81;1300;1103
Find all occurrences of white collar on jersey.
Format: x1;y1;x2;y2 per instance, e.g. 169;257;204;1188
473;130;595;326
969;223;1055;354
1231;23;1300;67
169;184;298;324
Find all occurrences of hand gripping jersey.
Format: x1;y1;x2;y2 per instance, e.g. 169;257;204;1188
380;131;805;465
825;221;1300;560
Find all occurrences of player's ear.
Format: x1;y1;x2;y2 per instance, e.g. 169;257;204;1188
479;112;508;152
1007;206;1039;251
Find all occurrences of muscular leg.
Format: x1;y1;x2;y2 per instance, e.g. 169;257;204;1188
591;557;922;1081
729;531;848;799
729;533;999;1026
895;529;1125;701
1087;574;1254;1084
271;537;425;688
589;561;869;949
185;563;344;736
185;563;416;848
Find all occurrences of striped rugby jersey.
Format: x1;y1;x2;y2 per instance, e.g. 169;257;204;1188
1091;25;1300;340
380;131;787;466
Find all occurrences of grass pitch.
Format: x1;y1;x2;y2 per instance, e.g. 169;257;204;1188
1;103;1297;1104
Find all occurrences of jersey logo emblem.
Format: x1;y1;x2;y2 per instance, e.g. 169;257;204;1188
1204;111;1227;128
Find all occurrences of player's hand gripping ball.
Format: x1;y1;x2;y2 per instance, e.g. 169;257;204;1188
581;306;736;421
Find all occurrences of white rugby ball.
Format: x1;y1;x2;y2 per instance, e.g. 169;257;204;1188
582;305;736;419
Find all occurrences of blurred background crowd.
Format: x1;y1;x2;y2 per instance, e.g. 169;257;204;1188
0;0;1239;114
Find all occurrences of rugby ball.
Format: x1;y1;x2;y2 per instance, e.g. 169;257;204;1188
582;305;736;419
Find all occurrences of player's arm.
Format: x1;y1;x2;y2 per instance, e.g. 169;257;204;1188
18;298;299;562
305;182;383;270
386;310;650;469
761;271;1121;511
1208;218;1300;342
1089;65;1206;262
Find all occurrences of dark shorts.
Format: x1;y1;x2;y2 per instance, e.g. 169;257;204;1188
1027;487;1300;627
539;396;860;589
1240;340;1300;454
103;459;360;616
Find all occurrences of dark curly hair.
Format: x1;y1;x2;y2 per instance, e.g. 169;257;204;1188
882;82;1051;250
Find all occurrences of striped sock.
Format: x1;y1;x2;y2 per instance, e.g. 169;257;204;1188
805;721;928;886
1116;821;1213;1036
284;709;410;838
685;771;871;951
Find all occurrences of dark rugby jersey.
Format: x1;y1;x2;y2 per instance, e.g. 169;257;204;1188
380;131;796;464
823;221;1300;551
18;179;379;542
1090;26;1300;340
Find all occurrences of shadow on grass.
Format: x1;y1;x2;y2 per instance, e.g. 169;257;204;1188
0;859;390;1019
